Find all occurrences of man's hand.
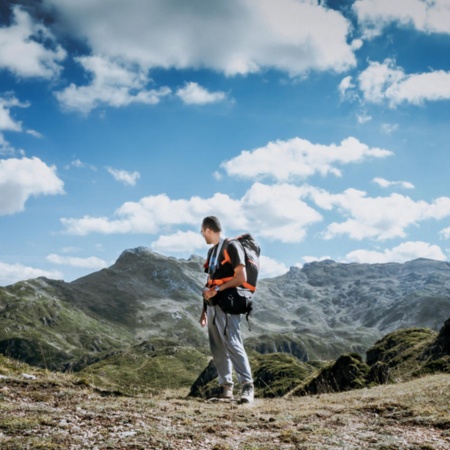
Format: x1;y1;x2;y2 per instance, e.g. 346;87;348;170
203;287;218;301
199;310;207;327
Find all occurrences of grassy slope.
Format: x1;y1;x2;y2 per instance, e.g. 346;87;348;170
0;279;134;370
1;355;449;449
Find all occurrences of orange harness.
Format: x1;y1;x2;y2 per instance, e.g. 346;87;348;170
206;248;256;292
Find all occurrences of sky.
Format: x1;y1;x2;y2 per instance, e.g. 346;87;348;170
1;0;450;286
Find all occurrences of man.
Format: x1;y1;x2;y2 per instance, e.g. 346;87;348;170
199;216;254;404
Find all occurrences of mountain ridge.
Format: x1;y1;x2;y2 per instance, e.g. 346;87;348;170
1;248;450;393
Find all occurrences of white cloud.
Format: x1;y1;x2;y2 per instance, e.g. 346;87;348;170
358;59;450;107
354;0;450;39
241;183;322;243
0;6;66;79
357;113;372;124
0;94;29;132
46;254;108;270
0;133;18;156
373;177;415;189
61;192;247;236
44;0;356;77
0;94;30;156
65;159;97;171
176;82;226;105
26;129;43;138
106;167;140;186
339;76;355;97
58;177;450;250
55;55;171;114
259;255;288;279
307;187;450;240
440;227;450;239
439;227;450;239
61;182;322;244
0;261;62;286
344;241;447;264
221;136;393;181
0;157;65;215
151;230;208;254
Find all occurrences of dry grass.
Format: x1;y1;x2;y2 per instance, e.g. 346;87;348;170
1;358;449;450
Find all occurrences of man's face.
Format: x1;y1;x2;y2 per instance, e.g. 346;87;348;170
201;227;213;244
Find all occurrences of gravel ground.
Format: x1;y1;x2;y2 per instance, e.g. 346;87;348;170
1;371;450;449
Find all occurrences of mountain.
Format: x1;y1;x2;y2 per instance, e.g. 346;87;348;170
1;248;450;393
248;258;450;360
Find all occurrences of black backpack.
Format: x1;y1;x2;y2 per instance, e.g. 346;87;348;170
225;234;260;293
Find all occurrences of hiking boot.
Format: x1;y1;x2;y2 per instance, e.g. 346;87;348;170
217;384;234;400
238;382;254;404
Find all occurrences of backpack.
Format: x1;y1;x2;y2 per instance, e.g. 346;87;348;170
213;234;260;333
223;234;260;293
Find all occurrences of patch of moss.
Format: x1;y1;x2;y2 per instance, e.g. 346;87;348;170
79;339;209;395
252;353;318;398
366;328;437;380
295;353;371;396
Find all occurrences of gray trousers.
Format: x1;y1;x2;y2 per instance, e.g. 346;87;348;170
207;305;253;387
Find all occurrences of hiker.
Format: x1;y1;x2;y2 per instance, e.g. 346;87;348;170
199;216;254;404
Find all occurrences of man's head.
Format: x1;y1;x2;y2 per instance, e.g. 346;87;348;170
201;216;222;245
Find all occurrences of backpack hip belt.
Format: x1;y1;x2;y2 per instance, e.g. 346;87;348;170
207;277;256;293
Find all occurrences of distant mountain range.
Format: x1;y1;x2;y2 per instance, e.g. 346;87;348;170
1;248;450;393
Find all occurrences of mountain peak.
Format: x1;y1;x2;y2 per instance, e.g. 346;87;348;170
118;246;154;258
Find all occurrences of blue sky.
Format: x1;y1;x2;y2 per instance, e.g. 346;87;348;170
1;0;450;286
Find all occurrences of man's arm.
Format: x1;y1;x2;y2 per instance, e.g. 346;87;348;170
203;264;247;301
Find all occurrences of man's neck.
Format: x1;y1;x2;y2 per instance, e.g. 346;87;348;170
211;232;221;246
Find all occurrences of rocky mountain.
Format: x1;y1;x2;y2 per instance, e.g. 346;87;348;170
1;248;450;393
249;257;450;360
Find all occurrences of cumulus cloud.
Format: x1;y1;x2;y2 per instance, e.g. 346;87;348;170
306;187;450;240
151;230;207;254
58;178;450;253
61;192;247;236
106;167;140;186
0;261;62;286
373;177;415;189
55;55;171;114
0;157;65;215
46;254;108;270
176;82;226;105
241;183;322;243
440;227;450;239
221;137;392;181
60;182;321;244
44;0;355;77
259;255;288;279
0;6;66;78
358;59;450;107
344;241;447;264
354;0;450;39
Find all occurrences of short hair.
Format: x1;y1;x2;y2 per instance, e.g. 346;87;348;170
202;216;222;232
